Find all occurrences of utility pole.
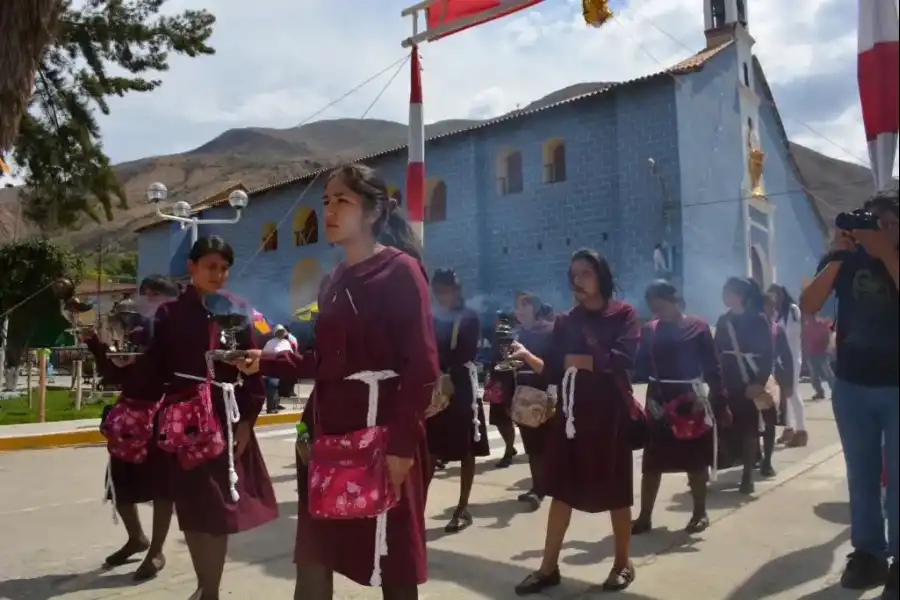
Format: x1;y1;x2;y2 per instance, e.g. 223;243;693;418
0;195;22;391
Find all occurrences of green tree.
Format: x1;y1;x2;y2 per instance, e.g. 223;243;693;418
0;239;85;363
11;0;215;233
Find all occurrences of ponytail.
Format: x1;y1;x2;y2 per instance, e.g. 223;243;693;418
379;210;423;263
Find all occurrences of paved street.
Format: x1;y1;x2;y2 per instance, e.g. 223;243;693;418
0;385;881;600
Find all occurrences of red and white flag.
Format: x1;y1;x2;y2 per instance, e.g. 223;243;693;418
426;0;544;40
857;0;899;190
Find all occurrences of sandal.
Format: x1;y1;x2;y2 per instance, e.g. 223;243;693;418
133;552;166;581
104;538;150;567
685;514;710;534
601;561;636;592
514;568;561;596
444;510;473;533
631;518;652;535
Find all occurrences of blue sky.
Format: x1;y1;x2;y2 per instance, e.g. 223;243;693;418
3;0;898;179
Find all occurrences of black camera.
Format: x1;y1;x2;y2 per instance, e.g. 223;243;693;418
493;311;520;372
835;209;879;231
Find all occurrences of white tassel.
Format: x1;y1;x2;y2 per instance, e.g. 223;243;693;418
369;511;390;586
465;362;481;442
104;458;119;524
561;367;578;439
220;382;242;502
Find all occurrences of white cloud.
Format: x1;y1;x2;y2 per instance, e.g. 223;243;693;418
52;0;886;179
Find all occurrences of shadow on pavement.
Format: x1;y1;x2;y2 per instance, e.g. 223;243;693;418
0;568;136;600
429;496;527;533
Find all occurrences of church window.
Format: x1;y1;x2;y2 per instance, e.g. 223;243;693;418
747;117;753;130
496;149;524;195
710;0;726;28
742;63;750;87
292;207;319;246
261;222;278;252
425;179;447;222
541;138;567;183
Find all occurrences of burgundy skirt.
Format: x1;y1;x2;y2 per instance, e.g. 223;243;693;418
426;399;490;462
294;438;430;586
642;426;714;474
171;429;278;535
542;372;633;513
106;449;175;504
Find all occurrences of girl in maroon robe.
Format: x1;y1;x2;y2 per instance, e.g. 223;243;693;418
426;268;489;533
631;280;726;536
238;164;439;600
85;274;179;580
486;310;519;468
127;236;277;600
511;249;640;595
507;291;555;511
714;277;774;495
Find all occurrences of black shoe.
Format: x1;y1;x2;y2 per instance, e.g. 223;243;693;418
739;478;755;495
601;561;636;592
516;491;542;512
686;514;710;534
496;449;518;469
759;463;776;478
514;568;561;596
841;551;888;590
812;393;825;400
444;510;473;534
631;517;652;535
881;562;898;599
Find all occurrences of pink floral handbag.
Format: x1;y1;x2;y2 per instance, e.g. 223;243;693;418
156;325;226;469
307;370;400;520
102;396;162;464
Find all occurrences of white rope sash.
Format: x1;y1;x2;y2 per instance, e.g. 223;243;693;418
343;369;399;587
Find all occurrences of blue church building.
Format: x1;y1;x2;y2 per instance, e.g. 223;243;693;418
137;0;827;325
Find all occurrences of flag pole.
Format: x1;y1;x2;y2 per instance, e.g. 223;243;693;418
406;45;426;245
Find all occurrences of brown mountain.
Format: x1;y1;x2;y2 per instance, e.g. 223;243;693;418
0;82;893;253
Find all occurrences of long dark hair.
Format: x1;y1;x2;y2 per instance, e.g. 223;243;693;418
328;164;423;262
139;274;179;297
724;276;765;314
767;284;796;323
569;248;615;299
189;235;235;266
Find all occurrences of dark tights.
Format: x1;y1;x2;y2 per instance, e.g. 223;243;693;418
294;564;418;599
495;419;516;456
637;469;708;522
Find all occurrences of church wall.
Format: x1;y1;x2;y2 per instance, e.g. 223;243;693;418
137;220;191;283
136;80;680;324
676;45;756;321
754;87;827;300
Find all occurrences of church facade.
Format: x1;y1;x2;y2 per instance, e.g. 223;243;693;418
137;0;827;325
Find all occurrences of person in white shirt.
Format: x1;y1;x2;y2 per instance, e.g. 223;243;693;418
262;325;294;412
768;284;808;447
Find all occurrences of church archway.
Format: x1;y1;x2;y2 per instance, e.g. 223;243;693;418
291;258;324;313
425;178;447;222
292;207;319;246
496;148;523;195
261;221;278;252
541;138;566;183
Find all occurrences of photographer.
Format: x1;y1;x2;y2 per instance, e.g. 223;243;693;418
799;189;898;599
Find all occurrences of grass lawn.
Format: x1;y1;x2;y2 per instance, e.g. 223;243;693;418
0;390;110;425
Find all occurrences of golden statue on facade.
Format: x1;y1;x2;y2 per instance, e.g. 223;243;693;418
747;128;765;197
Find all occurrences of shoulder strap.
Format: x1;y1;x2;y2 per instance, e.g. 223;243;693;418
646;320;660;380
725;319;750;384
450;315;462;351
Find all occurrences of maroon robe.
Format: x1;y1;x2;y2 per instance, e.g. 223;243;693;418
426;307;490;462
125;286;277;535
260;248;439;587
541;301;640;513
87;337;173;504
634;315;725;474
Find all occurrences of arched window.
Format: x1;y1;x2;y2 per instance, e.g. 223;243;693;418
387;185;403;206
425;179;447;222
542;139;566;183
292;207;319;246
262;222;278;252
496;149;524;196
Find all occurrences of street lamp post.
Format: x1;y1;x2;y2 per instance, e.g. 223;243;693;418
146;183;249;245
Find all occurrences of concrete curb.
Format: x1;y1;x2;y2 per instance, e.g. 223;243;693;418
0;411;302;452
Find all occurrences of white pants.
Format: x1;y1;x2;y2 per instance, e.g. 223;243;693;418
785;360;805;431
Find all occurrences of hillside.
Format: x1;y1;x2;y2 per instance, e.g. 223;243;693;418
0;81;893;253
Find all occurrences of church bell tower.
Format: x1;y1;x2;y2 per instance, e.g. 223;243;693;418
703;0;776;286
